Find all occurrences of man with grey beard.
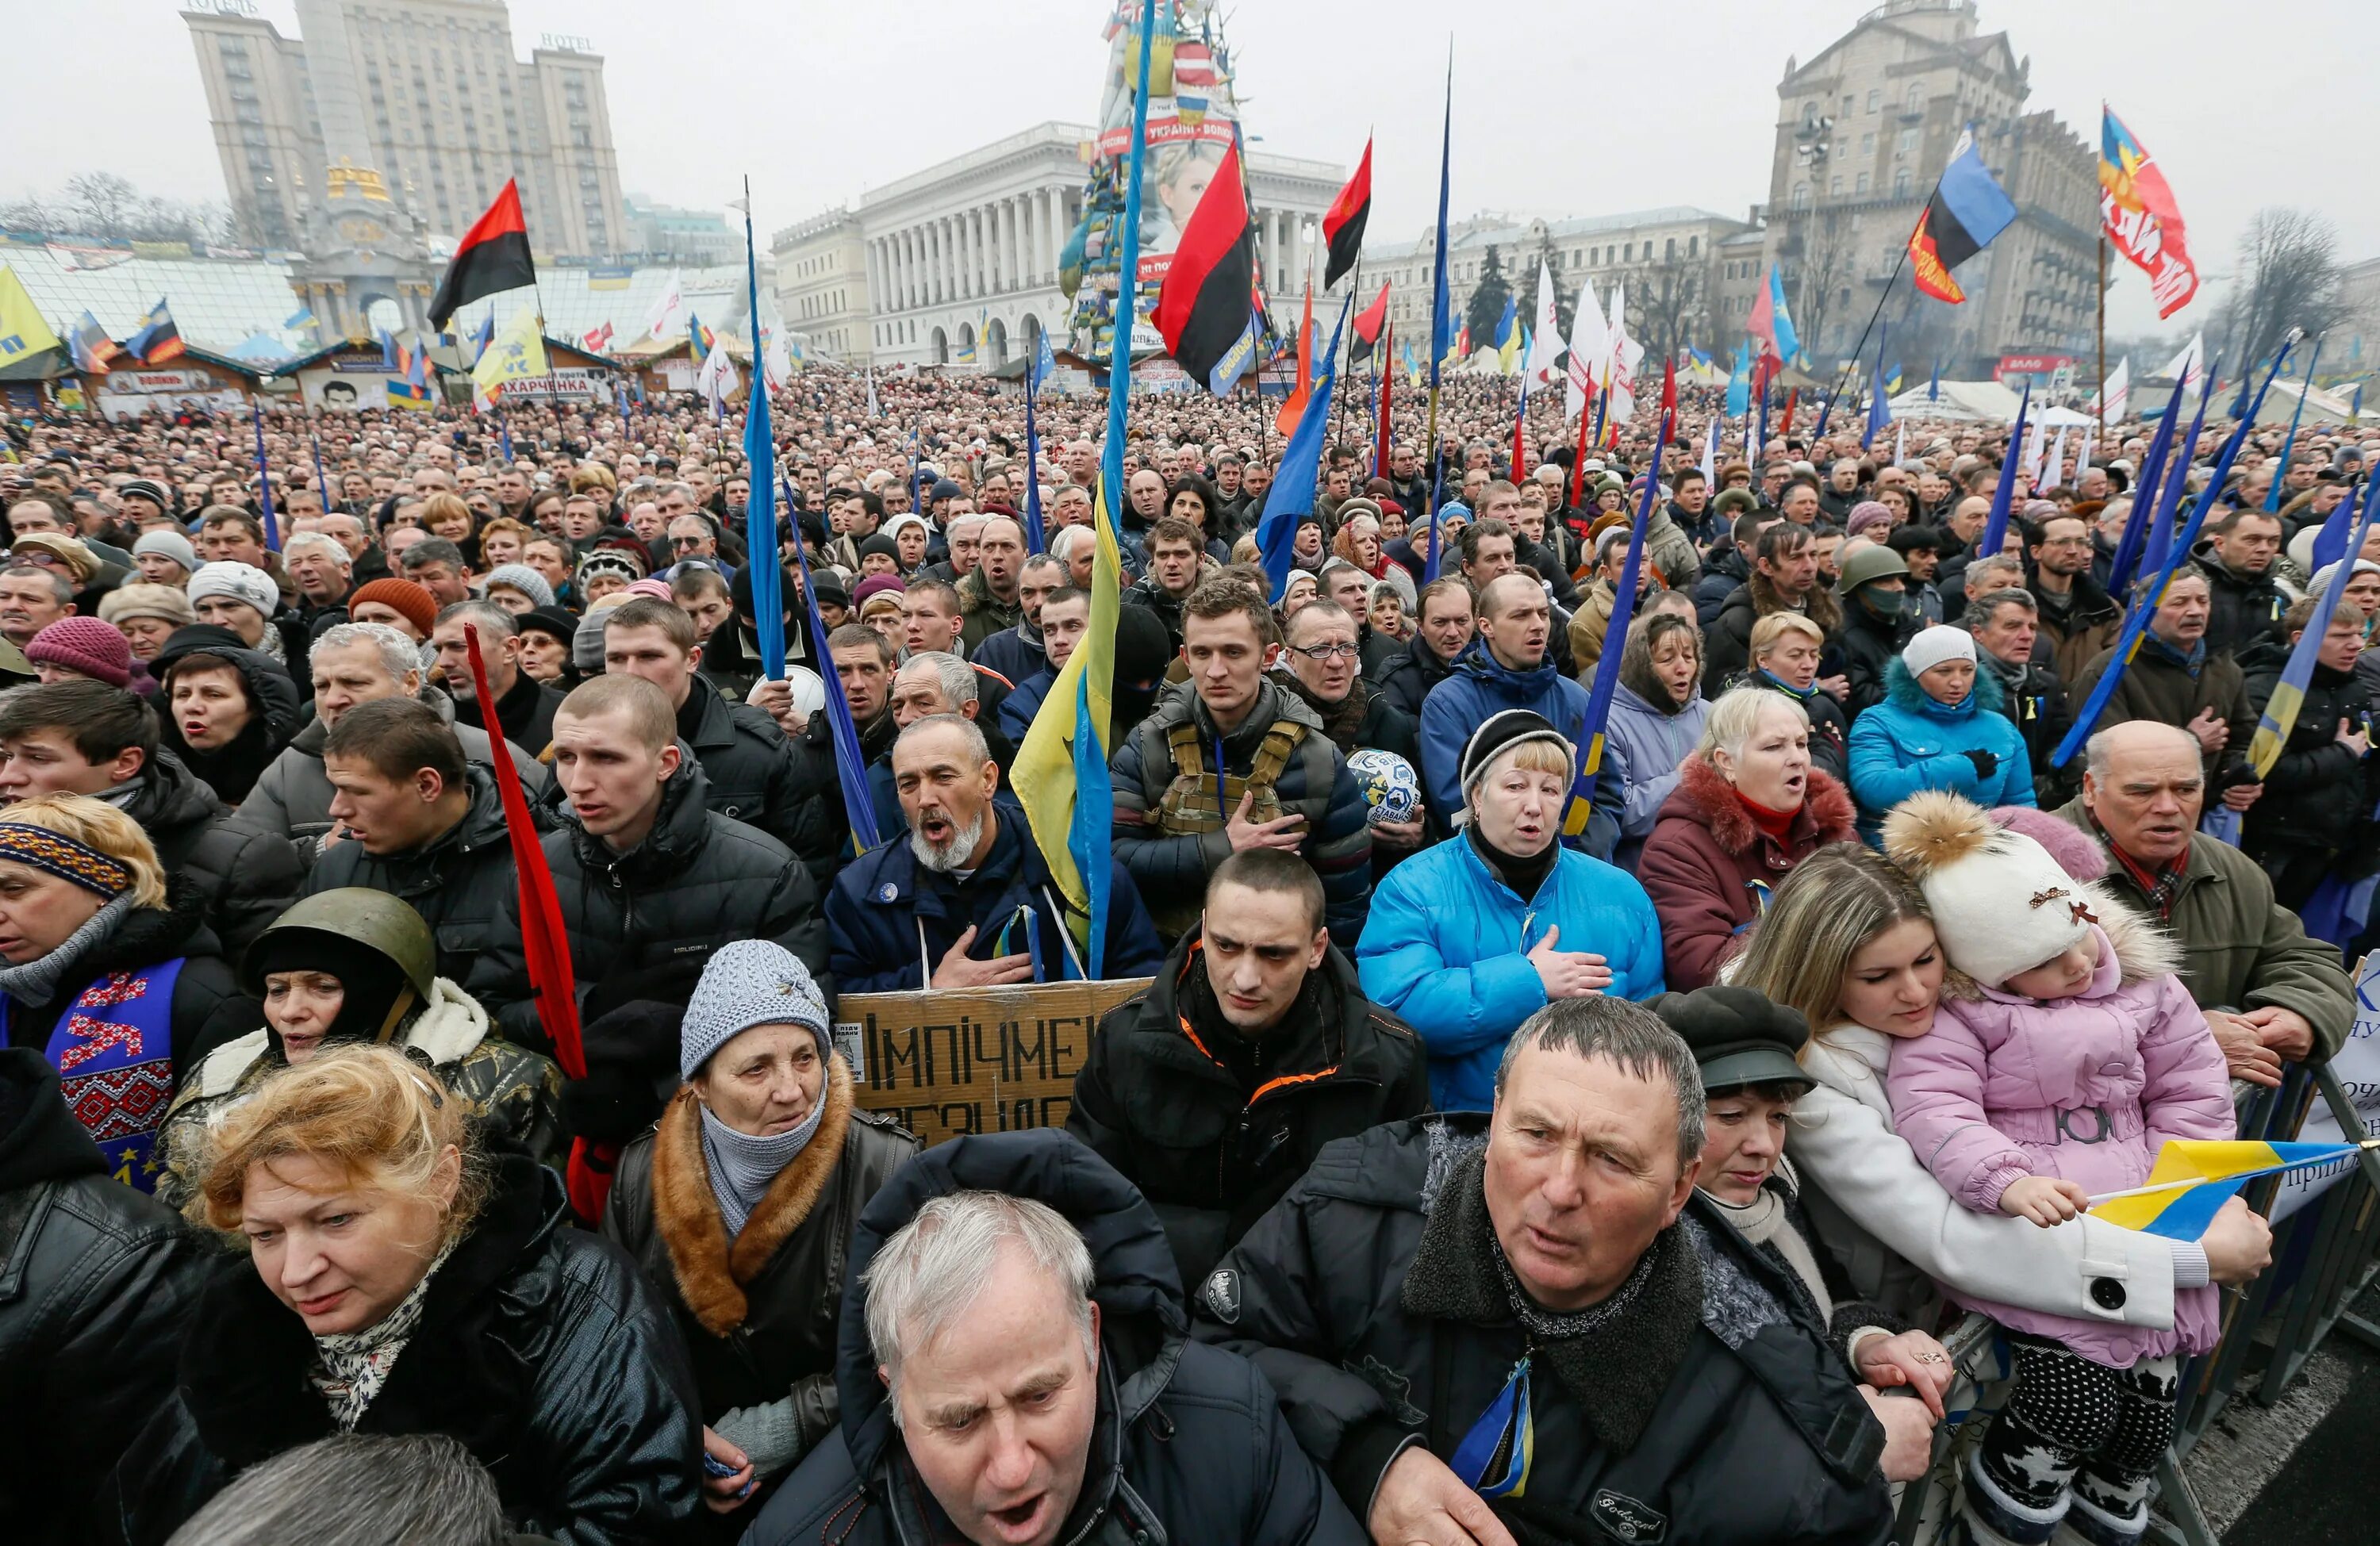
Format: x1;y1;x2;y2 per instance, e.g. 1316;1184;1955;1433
823;714;1163;992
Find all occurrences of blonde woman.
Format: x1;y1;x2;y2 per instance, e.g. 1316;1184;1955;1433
1729;846;2272;1333
1733;610;1851;784
0;795;258;1191
105;1046;701;1543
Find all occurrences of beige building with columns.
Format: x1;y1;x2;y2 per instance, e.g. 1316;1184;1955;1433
785;120;1341;369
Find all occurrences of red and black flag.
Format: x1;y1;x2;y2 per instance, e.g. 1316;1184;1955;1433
1321;136;1372;290
1908;128;2017;305
429;178;537;331
1349;278;1391;363
1155;142;1260;396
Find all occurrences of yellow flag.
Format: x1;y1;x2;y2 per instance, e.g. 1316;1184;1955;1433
1013;486;1123;930
470;305;548;406
0;267;63;364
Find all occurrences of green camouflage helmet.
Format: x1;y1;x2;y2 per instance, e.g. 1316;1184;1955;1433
242;887;436;1003
1836;543;1910;595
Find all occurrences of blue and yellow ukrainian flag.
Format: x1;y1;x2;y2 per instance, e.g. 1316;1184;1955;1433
1015;476;1123;974
1493;295;1519;374
2251;473;2378;777
2090;1140;2376;1240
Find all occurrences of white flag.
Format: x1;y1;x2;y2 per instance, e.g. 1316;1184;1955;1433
1605;282;1642;427
696;340;738;415
2022;413;2046;485
2076;425;2096;478
2158;333;2206;391
2045;426;2069;489
1564;281;1608;422
644;269;687;342
866;367;880;418
1894;419;1906;467
1700;414;1721;487
1526;263;1564;388
2091;357;2132;421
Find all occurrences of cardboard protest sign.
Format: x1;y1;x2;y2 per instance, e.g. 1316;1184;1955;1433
838;979;1151;1147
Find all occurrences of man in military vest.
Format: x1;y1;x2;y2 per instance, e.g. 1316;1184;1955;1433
1111;579;1373;949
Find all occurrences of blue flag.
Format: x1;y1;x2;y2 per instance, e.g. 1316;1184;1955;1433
2106;373;2193;597
1256;294;1355;600
1979;384;2032;562
377;328;399;370
1023;329;1058;554
250;404;280;552
310;434;331;512
2133;372;2216;589
1725;344;1750;419
2265;336;2322;512
1929;357;1940;401
1862;349;1891;451
471;312;495;364
1422;52;1454;580
1564;409;1676;838
2054;343;2299;768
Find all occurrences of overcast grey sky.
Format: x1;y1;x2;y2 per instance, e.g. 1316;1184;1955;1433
17;1;2374;337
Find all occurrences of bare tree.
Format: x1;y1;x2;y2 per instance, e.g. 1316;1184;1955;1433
0;193;63;232
1785;210;1856;363
63;172;140;240
1622;259;1704;366
2221;207;2346;369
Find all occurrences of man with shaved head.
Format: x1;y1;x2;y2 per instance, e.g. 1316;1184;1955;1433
2058;719;2351;1084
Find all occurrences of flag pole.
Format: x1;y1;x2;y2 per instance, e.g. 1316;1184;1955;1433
1815;150;1956;439
2095;235;2109;433
1332;255;1361;464
1422;39;1453;583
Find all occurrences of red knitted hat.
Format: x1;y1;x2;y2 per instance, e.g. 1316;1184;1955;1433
26;616;132;689
349;577;439;636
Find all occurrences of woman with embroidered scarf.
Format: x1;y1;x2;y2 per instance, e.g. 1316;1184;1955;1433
602;938;918;1533
102;1045;702;1544
152;888;562;1213
0;795;259;1195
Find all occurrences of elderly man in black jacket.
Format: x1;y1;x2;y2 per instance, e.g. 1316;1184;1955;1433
0;1050;210;1544
1196;996;1894;1546
1070;850;1430;1287
740;1130;1365;1546
0;680;300;955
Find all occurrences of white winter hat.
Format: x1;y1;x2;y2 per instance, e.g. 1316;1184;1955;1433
186;561;278;619
1900;624;1975;679
1883;790;2098;988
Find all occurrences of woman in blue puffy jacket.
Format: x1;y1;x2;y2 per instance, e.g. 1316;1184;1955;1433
1847;623;2034;840
1357;708;1665;1111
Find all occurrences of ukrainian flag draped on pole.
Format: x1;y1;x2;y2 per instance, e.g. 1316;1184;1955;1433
1015;0;1154;976
1422;45;1454;581
2053;338;2299;769
2250;473;2379;778
1563;409;1676;838
1257;296;1355;601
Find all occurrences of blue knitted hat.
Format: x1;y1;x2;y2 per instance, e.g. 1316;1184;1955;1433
680;939;830;1079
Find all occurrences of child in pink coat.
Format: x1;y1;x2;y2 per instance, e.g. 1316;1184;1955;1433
1881;792;2233;1546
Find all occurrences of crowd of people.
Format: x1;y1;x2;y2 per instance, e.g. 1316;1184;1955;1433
0;361;2367;1546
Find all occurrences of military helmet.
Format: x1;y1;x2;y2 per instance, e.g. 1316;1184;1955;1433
242;887;436;1003
1836;543;1910;595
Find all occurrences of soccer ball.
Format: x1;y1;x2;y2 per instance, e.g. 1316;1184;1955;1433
1346;749;1422;828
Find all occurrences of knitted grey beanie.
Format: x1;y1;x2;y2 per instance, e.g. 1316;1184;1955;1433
482;563;556;610
681;938;830;1079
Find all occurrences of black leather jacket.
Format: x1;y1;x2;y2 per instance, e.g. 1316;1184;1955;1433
102;1156;704;1545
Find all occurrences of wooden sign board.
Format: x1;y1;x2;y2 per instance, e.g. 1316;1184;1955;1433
838;978;1152;1147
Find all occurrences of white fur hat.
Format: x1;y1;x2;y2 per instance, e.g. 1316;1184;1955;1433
186;561;278;619
1883;790;2097;988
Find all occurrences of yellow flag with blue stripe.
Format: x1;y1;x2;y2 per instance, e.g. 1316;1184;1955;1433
1014;485;1123;966
470;305;548;409
2089;1140;2376;1238
0;267;63;365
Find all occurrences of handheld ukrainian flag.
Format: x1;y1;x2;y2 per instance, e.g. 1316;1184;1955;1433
2054;339;2297;768
1023;328;1058;554
687;312;716;358
1564;409;1675;838
1015;0;1153;976
2250;472;2378;778
283;305;316;332
470;311;495;365
2089;1140;2378;1240
1494;294;1520;374
1257;294;1355;601
470;306;548;410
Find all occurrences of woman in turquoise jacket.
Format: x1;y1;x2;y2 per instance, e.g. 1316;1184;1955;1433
1847;624;2034;840
1357;709;1665;1111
